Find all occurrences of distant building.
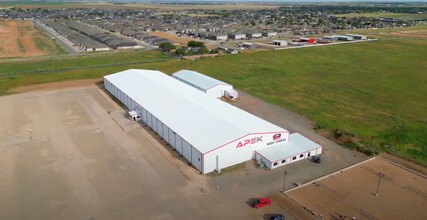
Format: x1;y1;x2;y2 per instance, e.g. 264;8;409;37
208;33;228;41
242;42;257;49
272;40;287;46
346;34;367;40
262;31;278;37
246;31;262;39
228;33;246;40
332;35;354;41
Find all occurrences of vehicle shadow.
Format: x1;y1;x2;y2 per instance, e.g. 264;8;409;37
263;213;284;220
245;198;257;208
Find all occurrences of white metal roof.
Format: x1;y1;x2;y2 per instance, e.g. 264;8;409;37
104;69;286;154
256;133;321;162
172;69;232;91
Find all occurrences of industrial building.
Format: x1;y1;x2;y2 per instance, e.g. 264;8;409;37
172;70;238;99
331;35;354;41
346;34;367;40
44;20;110;51
104;69;322;174
273;40;288;46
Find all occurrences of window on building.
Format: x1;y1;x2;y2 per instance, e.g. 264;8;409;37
299;154;303;158
308;152;311;157
198;157;200;162
292;156;296;160
281;159;286;163
273;162;278;166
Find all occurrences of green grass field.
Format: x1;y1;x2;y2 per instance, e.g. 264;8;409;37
0;28;426;166
334;13;427;21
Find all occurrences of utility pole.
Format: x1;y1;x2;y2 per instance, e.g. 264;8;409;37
375;173;385;196
282;171;287;192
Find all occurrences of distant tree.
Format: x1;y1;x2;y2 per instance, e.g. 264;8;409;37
159;42;176;52
199;46;208;55
209;49;219;54
187;41;205;48
175;47;187;56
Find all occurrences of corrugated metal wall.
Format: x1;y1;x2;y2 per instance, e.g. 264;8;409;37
104;79;203;173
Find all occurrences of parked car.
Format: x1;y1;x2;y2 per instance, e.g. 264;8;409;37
252;198;271;209
269;214;285;220
311;156;321;163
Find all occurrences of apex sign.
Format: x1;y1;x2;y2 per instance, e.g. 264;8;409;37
236;136;263;148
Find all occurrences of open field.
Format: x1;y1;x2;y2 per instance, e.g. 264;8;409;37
0;20;63;58
333;12;427;20
0;25;426;166
287;157;427;219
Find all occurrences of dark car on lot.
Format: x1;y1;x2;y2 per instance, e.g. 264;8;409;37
312;156;321;163
252;198;271;209
269;214;284;220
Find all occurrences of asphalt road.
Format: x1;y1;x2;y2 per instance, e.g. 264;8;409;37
33;20;79;55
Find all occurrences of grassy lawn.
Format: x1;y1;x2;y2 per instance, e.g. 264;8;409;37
0;50;171;74
16;38;25;53
32;32;65;54
1;27;426;166
333;13;427;20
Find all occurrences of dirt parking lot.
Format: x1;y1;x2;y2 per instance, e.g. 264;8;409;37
287;157;427;220
0;85;304;220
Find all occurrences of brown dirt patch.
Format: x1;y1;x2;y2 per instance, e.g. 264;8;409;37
148;31;195;46
287;157;427;220
0;20;57;58
9;78;102;93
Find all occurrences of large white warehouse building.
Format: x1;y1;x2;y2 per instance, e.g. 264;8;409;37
172;70;238;99
104;69;321;174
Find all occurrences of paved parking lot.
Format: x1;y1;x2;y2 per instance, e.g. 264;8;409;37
0;85;369;220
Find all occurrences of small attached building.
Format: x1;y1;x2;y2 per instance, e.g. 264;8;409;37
172;70;238;99
255;133;322;169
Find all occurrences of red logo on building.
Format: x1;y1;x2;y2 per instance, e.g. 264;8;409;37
273;133;281;140
236;136;263;148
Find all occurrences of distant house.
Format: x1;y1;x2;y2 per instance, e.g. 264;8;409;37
246;31;262;39
263;31;278;37
217;46;228;51
272;40;287;46
228;33;246;40
241;42;257;49
207;33;228;41
226;49;239;55
207;27;221;32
